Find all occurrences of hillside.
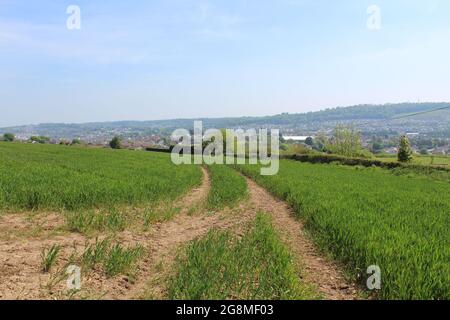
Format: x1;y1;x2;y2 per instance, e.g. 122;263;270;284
1;103;449;140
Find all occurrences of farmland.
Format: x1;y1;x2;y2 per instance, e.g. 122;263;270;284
206;164;248;209
0;142;448;300
168;213;317;300
0;143;202;211
375;154;450;167
236;160;450;299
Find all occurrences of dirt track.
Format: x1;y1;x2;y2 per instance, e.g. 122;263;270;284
0;166;358;300
245;177;358;300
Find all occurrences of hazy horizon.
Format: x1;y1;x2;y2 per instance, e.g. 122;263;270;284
1;100;449;128
2;1;450;127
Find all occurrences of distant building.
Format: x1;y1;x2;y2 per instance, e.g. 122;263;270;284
283;136;312;142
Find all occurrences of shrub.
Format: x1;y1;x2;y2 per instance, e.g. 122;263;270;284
109;136;122;149
3;133;15;142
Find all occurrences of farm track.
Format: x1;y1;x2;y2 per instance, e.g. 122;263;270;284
244;177;359;300
128;166;255;299
0;166;358;300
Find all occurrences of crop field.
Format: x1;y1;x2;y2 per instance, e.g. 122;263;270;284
168;213;317;300
206;164;248;209
375;154;450;167
0;143;202;211
1;142;448;300
236;160;450;299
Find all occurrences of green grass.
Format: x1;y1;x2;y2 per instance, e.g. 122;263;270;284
168;213;317;300
143;206;182;226
66;208;126;233
41;244;61;273
104;243;144;277
236;160;450;300
81;238;143;278
376;154;450;167
207;164;248;209
0;142;202;211
81;238;111;270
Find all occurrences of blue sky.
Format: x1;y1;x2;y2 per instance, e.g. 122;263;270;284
1;0;450;127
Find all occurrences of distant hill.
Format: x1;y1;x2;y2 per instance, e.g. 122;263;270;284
1;103;449;140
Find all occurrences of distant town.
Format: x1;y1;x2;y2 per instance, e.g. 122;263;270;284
1;103;449;156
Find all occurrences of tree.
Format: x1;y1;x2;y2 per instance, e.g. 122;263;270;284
305;136;314;146
3;133;15;142
30;136;49;144
397;135;413;162
371;141;383;154
109;136;122;149
326;125;366;158
71;138;81;145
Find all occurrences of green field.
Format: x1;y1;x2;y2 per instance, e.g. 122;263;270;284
375;154;450;167
0;142;202;211
168;213;317;300
236;160;450;299
207;164;248;209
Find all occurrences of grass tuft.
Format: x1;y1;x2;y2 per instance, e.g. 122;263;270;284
41;244;61;273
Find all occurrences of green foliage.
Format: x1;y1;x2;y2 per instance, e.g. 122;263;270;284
82;238;110;270
41;244;62;273
104;244;143;277
280;143;313;156
109;136;122;149
237;161;450;299
305;136;313;146
71;138;82;145
143;206;181;226
398;135;413;163
66;208;126;234
326;124;370;158
81;238;143;277
0;143;202;211
30;136;50;144
168;213;317;300
3;133;15;142
207;165;248;209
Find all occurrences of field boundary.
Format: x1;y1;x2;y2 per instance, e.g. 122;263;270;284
284;153;450;171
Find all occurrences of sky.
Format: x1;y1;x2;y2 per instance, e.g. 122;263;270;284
1;0;450;127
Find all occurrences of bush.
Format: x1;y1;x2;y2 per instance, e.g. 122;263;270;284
109;136;122;149
3;133;15;142
30;136;50;144
71;138;82;145
285;153;450;174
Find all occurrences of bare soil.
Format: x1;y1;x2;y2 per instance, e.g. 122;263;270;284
245;177;359;300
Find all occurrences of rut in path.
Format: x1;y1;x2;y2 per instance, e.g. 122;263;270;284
129;168;358;300
121;167;254;299
245;177;359;300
